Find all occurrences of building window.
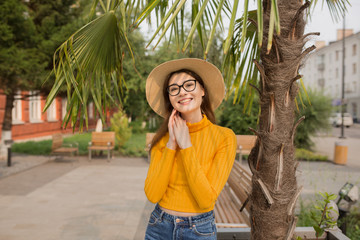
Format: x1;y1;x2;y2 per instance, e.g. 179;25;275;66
29;91;42;122
12;90;23;123
47;99;57;121
88;102;94;119
62;98;67;120
353;63;357;74
336;68;339;78
353;44;357;56
336;51;339;61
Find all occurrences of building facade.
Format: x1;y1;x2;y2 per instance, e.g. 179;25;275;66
0;90;105;141
301;30;360;122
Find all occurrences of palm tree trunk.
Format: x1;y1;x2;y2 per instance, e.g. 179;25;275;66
248;0;313;239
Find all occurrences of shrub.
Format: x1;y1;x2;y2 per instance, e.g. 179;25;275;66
295;90;332;150
295;148;328;161
129;119;145;134
219;95;259;134
110;109;132;148
119;132;147;157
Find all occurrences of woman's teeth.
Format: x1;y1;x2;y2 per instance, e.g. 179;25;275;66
179;99;191;104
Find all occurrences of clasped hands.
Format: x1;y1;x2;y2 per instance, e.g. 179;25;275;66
166;109;192;150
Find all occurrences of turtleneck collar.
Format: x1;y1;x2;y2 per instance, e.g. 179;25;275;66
186;114;211;133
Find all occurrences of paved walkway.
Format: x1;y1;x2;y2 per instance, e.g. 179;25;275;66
299;136;360;199
0;156;150;240
0;134;359;240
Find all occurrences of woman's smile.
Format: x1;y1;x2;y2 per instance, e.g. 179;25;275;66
178;98;193;104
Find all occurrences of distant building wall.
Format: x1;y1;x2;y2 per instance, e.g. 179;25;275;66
0;91;113;141
301;30;360;122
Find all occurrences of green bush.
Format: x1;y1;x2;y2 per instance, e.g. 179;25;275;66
295;90;332;150
219;95;259;134
110;109;132;148
295;148;328;161
338;211;360;240
119;132;147;157
297;199;360;240
129;119;145;134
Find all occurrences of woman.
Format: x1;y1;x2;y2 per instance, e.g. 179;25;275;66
144;58;236;240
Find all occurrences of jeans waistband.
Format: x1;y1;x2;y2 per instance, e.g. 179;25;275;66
154;204;214;224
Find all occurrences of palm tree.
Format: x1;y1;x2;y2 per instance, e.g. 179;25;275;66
45;0;349;238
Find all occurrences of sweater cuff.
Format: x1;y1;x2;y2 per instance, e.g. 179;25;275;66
164;146;176;157
179;146;196;163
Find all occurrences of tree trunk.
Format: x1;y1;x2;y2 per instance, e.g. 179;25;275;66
0;94;14;159
249;0;313;239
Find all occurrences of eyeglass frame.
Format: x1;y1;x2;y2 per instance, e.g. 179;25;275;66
166;79;198;96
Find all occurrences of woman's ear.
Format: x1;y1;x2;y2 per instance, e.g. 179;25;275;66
201;86;205;97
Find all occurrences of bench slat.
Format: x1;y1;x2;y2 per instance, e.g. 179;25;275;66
222;185;249;226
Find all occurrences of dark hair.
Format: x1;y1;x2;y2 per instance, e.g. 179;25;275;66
151;69;216;149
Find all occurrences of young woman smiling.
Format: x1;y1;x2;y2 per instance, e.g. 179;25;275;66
144;58;237;240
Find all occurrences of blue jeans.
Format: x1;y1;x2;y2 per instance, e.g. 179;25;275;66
145;204;217;240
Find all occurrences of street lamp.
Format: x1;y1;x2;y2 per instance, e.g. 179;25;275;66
340;11;345;139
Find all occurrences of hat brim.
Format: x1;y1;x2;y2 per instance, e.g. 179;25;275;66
146;58;225;118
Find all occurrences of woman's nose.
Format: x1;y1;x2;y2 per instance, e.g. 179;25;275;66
178;86;187;96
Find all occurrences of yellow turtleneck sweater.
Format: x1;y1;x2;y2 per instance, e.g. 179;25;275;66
144;115;237;213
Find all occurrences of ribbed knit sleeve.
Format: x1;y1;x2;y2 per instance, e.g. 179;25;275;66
144;136;176;204
179;129;236;209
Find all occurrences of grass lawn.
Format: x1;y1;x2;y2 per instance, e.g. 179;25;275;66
12;132;147;157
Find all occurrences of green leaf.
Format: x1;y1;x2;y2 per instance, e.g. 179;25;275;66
143;0;181;48
224;0;240;54
256;0;263;47
152;0;187;49
267;2;276;54
271;0;280;34
182;0;210;51
240;0;249;52
328;194;337;200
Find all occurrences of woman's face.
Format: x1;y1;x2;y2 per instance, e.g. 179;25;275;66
168;72;205;116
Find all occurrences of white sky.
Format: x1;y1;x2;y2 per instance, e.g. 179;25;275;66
140;0;360;48
305;0;360;44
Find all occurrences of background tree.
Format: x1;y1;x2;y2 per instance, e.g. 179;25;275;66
45;0;349;239
0;0;45;156
0;0;87;158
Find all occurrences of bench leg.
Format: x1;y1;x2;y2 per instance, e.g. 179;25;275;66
107;148;110;162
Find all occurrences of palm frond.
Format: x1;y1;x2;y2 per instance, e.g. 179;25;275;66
223;10;260;112
44;3;129;131
137;0;233;55
309;0;350;22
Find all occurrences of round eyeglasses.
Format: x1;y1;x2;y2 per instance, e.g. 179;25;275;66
167;79;197;96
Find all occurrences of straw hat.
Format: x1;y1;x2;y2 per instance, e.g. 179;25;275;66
146;58;225;118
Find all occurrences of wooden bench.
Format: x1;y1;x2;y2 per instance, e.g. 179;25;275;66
215;160;252;228
236;135;256;161
88;132;115;161
51;134;78;158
